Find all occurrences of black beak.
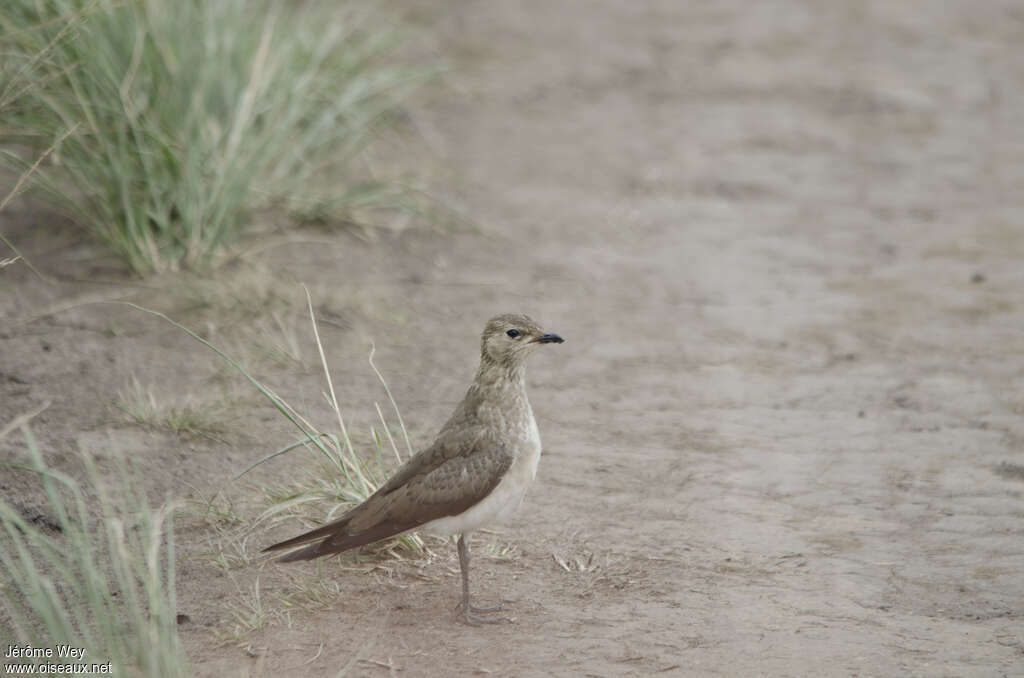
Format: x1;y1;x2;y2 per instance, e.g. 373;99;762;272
533;332;564;344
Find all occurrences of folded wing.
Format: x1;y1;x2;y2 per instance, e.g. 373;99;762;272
263;429;512;561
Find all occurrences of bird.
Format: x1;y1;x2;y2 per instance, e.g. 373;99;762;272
263;313;564;624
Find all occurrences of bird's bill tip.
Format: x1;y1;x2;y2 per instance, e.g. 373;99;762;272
534;332;564;344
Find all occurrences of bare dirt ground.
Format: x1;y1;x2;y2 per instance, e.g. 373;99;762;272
3;0;1024;675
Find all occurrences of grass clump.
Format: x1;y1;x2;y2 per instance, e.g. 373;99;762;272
126;286;423;554
0;0;425;274
116;375;229;438
0;416;187;677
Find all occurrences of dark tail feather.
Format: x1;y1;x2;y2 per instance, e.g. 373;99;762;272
262;515;353;554
265;518;410;562
273;542;325;562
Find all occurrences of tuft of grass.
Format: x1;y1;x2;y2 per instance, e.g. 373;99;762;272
116;375;229;438
124;285;424;554
216;575;276;641
0;0;429;274
211;572;349;641
248;310;307;367
0;417;187;676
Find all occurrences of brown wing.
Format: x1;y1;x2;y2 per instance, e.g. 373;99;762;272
263;428;512;561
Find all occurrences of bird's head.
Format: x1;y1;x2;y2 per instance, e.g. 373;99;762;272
480;313;564;367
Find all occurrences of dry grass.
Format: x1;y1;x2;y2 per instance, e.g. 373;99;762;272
116;375;230;438
119;285;431;639
0;410;188;676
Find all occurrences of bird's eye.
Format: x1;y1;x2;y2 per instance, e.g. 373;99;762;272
506;329;521;338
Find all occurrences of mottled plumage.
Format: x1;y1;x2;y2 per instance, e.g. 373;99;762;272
263;313;563;624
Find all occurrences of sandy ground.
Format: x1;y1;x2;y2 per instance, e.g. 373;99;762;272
3;0;1024;675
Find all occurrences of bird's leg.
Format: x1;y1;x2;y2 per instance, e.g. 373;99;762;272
455;534;510;625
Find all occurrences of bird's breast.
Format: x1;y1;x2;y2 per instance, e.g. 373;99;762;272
476;393;542;476
421;395;542;537
515;399;542;482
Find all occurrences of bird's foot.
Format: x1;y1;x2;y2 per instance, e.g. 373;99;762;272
455;600;512;625
463;600;506;613
460;608;513;625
